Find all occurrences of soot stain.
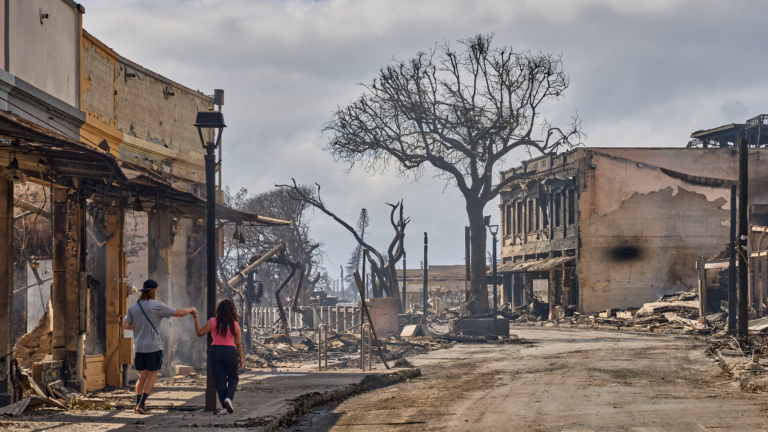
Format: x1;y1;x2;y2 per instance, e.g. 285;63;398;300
608;246;641;261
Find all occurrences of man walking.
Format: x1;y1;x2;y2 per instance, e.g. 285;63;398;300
122;279;197;414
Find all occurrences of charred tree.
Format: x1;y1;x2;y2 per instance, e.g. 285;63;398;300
277;180;409;300
322;34;582;315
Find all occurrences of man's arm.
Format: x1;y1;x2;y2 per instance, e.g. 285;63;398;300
122;309;133;330
172;307;197;317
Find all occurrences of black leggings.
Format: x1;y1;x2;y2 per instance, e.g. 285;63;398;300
208;345;239;405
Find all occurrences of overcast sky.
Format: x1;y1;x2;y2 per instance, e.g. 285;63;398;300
80;0;768;279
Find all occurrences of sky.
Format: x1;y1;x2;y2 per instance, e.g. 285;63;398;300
79;0;768;279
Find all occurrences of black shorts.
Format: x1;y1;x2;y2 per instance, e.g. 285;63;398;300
135;350;163;372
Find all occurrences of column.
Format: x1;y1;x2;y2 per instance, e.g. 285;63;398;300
104;208;126;387
148;211;173;376
52;187;82;387
0;178;14;406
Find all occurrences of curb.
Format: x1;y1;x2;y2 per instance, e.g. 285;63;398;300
236;368;421;431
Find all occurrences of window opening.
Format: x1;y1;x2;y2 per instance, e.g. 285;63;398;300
528;200;535;232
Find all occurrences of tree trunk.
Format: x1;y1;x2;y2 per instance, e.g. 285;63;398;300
467;203;491;315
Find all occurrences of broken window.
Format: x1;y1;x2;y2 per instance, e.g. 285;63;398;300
535;198;541;230
527;200;535;232
555;192;561;227
516;201;523;235
568;189;575;225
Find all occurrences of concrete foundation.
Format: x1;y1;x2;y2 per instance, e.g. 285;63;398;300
452;318;510;336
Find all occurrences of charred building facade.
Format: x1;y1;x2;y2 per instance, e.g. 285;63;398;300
499;147;768;317
0;0;288;406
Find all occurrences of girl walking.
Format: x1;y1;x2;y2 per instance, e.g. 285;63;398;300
192;299;243;414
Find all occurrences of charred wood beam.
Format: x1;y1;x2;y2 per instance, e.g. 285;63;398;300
13;196;50;219
227;243;284;289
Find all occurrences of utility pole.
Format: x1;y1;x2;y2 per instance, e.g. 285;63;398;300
729;184;737;333
402;251;406;311
738;138;749;341
423;232;428;318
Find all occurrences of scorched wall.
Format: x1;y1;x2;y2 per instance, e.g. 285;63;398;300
577;148;768;314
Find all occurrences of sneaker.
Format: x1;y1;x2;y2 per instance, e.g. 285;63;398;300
136;404;148;414
133;404;140;414
215;408;228;415
223;398;234;414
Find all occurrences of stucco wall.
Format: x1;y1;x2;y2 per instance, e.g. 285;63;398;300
9;0;80;106
80;32;210;183
115;62;212;157
577;148;768;314
81;40;116;124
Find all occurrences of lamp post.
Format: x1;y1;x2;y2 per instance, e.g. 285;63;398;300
194;109;226;412
485;216;499;327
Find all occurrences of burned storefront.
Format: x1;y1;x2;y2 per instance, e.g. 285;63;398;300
499;146;768;317
1;1;291;407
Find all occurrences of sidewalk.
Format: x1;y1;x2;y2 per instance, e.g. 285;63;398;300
2;366;420;431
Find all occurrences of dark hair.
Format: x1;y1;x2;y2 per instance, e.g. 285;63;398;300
139;288;157;302
215;299;238;338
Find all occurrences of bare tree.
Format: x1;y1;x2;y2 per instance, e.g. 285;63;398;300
220;186;324;309
277;180;409;301
323;34;582;315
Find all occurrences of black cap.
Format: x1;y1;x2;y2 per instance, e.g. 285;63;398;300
140;279;159;292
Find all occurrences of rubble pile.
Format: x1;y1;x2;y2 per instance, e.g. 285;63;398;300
509;290;731;335
13;302;52;369
499;298;549;323
705;334;768;393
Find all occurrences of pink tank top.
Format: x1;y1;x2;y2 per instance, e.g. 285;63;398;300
210;317;238;346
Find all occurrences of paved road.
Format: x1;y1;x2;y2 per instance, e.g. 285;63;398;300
290;328;768;432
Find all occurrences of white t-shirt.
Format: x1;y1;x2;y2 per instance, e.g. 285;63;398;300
124;299;176;353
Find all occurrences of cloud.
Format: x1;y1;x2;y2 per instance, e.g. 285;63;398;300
79;0;768;276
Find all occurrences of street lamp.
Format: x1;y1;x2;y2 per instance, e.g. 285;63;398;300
484;216;499;327
194;109;225;412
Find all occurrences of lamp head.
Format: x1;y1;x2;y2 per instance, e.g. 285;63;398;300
194;110;226;149
194;111;226;129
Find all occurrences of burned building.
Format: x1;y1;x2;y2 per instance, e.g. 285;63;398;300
0;0;289;406
498;146;768;317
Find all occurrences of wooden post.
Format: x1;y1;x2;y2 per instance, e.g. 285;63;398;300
52;186;82;388
697;257;707;318
738;138;749;340
749;229;754;311
729;184;737;333
763;258;768;317
148;211;173;376
104;208;124;387
0;178;14;406
52;188;67;362
423;232;428;318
